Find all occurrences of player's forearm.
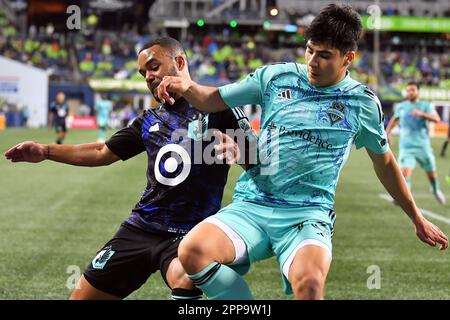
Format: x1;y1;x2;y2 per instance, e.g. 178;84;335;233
370;151;424;224
385;118;399;136
45;143;113;167
422;113;440;123
183;83;229;113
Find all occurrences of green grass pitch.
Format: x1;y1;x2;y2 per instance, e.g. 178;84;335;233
0;128;449;299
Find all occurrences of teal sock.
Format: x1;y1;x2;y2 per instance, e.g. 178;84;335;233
431;179;440;194
189;262;254;300
99;128;107;141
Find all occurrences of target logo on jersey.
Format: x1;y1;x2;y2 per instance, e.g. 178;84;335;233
154;144;192;186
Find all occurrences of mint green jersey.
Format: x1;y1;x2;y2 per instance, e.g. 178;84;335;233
219;63;389;208
394;100;434;150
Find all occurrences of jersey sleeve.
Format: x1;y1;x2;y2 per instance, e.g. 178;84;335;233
105;115;145;160
354;92;390;154
216;107;257;171
218;66;267;108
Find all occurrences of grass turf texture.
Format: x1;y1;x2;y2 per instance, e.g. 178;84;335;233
0;128;449;299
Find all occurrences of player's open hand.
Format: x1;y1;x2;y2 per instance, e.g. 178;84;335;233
156;76;192;105
414;217;448;250
4;141;47;163
213;130;240;165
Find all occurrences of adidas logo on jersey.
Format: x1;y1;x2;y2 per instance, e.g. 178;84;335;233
277;89;292;100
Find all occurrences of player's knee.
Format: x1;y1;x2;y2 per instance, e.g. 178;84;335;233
291;273;324;300
178;237;211;274
178;236;204;263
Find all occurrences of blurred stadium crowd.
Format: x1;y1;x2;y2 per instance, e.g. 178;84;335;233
1;5;449;87
0;0;449;128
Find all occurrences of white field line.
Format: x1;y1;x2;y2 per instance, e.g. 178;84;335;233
379;193;450;225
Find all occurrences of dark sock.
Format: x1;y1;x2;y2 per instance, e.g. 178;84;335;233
441;141;448;156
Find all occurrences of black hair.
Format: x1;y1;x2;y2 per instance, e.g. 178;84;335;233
304;4;362;54
407;81;420;89
138;37;186;57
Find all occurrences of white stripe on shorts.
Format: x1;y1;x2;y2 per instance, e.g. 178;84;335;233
202;216;248;265
282;239;332;280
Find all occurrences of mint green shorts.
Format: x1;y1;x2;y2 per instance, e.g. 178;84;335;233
208;200;335;295
399;147;436;172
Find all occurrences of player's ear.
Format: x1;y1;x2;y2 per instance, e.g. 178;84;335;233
175;55;185;71
343;51;355;68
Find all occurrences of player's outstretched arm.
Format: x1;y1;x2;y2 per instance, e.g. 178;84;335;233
367;149;448;250
4;141;120;167
156;76;228;113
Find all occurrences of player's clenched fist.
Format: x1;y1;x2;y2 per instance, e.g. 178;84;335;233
156;76;193;105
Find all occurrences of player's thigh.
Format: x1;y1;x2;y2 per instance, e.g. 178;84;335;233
288;245;332;296
399;150;416;174
180;221;237;269
275;218;333;295
417;151;436;173
180;201;272;273
82;222;163;298
70;275;120;300
206;201;273;265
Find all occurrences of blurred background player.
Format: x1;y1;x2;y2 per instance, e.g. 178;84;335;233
439;120;450;158
48;91;69;144
386;81;446;204
95;94;113;142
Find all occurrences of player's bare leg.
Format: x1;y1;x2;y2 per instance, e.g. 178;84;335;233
179;222;236;274
178;222;254;299
426;170;446;204
401;167;413;190
69;275;120;300
288;245;332;300
166;258;203;299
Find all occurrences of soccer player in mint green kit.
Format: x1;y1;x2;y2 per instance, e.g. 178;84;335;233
95;94;113;142
155;4;448;300
386;81;446;205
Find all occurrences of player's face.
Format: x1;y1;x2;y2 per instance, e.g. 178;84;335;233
406;84;419;102
305;41;354;87
56;93;65;103
138;45;179;101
